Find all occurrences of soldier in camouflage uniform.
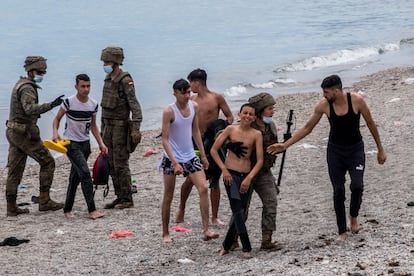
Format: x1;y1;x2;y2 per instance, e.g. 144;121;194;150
5;56;65;216
100;46;143;209
247;92;283;251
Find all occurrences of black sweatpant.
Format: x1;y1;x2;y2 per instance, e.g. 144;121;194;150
327;141;365;234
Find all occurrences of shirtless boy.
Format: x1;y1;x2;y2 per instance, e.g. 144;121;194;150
176;69;233;226
210;103;263;258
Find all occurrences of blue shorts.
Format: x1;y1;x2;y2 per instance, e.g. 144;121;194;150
160;156;203;177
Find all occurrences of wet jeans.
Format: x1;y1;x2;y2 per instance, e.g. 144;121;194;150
64;140;96;213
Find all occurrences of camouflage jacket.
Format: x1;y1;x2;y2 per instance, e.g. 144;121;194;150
101;70;143;130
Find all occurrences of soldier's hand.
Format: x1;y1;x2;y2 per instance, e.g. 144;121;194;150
51;95;64;108
131;129;142;144
226;141;247;158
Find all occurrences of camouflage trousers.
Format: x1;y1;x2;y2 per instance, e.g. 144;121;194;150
5;128;55;196
102;124;132;201
246;170;278;231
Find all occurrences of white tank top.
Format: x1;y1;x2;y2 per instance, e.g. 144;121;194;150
166;100;196;162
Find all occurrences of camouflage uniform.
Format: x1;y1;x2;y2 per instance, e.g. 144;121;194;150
249;121;279;231
5;56;64;216
100;47;143;208
247;92;282;251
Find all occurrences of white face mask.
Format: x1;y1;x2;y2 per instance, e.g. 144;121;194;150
262;116;273;124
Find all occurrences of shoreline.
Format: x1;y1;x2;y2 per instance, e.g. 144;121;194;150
1;66;414;275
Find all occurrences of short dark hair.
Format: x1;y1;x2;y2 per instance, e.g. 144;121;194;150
76;74;90;85
187;68;207;84
173;78;190;93
321;75;342;89
239;103;255;114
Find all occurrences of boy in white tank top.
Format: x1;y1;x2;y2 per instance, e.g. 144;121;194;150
160;79;219;243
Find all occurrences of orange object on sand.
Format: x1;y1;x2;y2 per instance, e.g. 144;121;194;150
171;225;192;233
110;230;135;239
143;148;159;157
43;139;70;153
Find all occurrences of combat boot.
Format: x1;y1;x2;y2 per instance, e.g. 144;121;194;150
260;230;283;251
6;195;29;216
39;191;64;211
116;195;134;209
104;198;121;209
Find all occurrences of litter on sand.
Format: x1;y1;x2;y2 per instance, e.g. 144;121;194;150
299;143;318;149
171;226;192;233
177;258;195;264
144;149;159;157
110;230;135;239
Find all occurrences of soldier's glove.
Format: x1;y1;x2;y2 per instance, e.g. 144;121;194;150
131;129;142;145
51;95;65;108
225;141;247;158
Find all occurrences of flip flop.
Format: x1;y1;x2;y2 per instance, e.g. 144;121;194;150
43;139;70;153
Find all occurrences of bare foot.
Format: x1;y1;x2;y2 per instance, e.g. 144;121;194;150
202;229;219;241
350;217;363;233
89;210;104;220
212;218;225;226
336;232;348;242
163;234;173;243
242;251;252;259
64;212;75;218
219;246;229;256
175;208;184;223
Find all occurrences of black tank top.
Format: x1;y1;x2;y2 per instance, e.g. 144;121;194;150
328;92;362;146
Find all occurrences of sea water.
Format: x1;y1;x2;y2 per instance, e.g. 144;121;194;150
0;0;413;165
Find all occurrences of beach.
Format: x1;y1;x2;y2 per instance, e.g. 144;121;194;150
1;67;413;275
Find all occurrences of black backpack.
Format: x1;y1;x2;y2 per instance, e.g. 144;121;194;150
203;119;229;180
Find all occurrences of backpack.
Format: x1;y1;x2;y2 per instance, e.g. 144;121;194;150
203;119;229;180
92;152;110;198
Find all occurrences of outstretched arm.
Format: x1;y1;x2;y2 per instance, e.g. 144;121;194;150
267;100;325;154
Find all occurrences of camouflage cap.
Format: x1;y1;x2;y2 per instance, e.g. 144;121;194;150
100;46;124;65
24;56;47;72
248;92;276;114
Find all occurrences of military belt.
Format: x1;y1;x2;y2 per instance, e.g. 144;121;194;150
6;120;29;130
103;118;128;126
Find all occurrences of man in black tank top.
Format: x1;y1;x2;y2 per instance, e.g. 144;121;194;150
267;75;386;241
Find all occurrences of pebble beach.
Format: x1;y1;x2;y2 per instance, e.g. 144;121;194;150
1;67;414;275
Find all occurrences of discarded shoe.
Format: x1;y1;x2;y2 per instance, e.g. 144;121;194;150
407;201;414;207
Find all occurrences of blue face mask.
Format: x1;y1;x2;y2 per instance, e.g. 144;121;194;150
103;65;113;74
262;116;273;124
33;75;43;83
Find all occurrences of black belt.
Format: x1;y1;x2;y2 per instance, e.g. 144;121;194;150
103;119;128;126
